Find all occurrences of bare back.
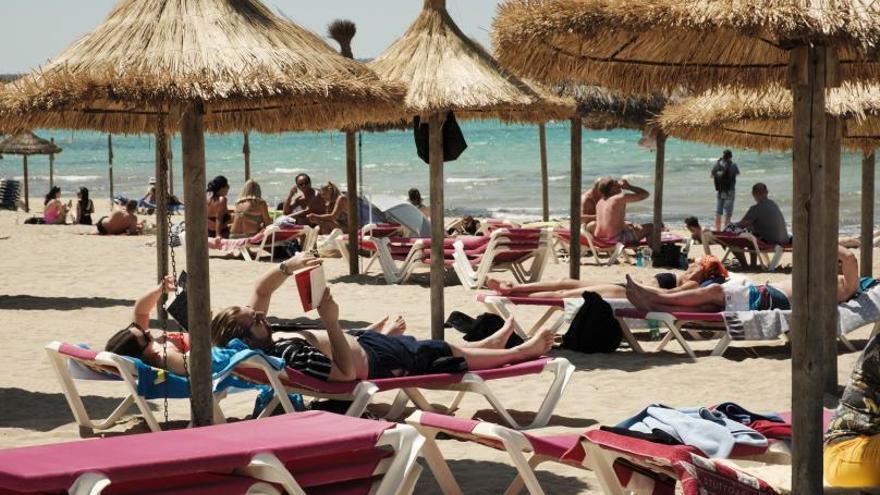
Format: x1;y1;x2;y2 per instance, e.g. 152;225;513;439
594;195;628;239
102;210;137;235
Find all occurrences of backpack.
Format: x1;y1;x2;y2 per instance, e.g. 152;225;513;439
713;159;736;192
561;291;623;353
653;243;685;269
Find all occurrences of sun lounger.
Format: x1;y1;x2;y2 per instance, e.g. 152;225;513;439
0;411;424;495
452;228;552;289
554;228;684;266
406;411;780;495
328;223;402;262
232;355;574;430
209;224;317;262
701;230;791;271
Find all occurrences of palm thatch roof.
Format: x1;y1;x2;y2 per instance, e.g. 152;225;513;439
369;0;575;124
493;0;880;93
657;83;880;151
0;131;62;155
559;84;668;130
0;0;403;135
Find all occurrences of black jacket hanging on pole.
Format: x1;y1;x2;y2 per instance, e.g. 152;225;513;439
413;111;468;164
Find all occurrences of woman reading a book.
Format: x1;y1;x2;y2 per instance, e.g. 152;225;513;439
210;253;555;382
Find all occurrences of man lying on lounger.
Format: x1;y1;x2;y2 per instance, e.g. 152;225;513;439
624;245;860;313
485;256;729;300
210;253;555;382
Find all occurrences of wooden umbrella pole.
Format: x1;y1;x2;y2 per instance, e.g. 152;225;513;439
181;103;213;426
824;114;842;394
108;134;114;206
22;155;29;213
429;113;445;340
168;135;174;196
155;118;170;324
346;131;359;276
651;131;667;253
49;138;56;190
861;150;875;277
243;132;251;182
789;43;829;495
539;123;549;222
569;117;582;279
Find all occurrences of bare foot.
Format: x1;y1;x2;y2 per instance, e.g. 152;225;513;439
516;328;555;360
381;315;407;336
467;317;517;349
366;315;389;332
486;277;514;295
625;275;653;310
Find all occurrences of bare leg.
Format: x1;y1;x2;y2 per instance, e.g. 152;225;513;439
634;223;654;242
715;215;722;231
527;284;626;299
625;275;725;312
486;277;590;296
365;315;389;331
381;315;407;336
451;329;555;370
464;317;516;349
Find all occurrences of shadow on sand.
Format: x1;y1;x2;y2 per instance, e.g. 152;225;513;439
0;295;134;311
414;457;589;494
0;387;147;432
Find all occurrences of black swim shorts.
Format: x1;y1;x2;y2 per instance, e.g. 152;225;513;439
350;330;464;379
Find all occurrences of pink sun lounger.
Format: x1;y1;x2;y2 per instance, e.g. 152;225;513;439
452;228;552;289
232;356;574;430
700;230;792;271
553;228;685;266
406;411;780;495
0;411;424;495
209;224;317;262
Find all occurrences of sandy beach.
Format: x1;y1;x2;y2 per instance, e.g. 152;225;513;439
0;200;874;494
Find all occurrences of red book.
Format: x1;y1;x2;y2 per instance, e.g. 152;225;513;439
294;265;326;312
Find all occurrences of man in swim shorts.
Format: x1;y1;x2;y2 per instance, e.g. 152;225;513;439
97;200;142;235
593;177;653;244
210;253;555;382
624;245;859;313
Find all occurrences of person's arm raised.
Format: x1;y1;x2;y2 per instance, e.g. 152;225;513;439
317;290;357;381
622;183;650;202
837;245;860;303
132;276;176;330
282;187;298;215
248;252;322;313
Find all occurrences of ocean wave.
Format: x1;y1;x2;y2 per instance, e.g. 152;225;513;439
273;167;304;174
622;174;649;181
23;175;103;183
364;163;379;169
548;175;568;182
446;177;502;184
592;137;609;144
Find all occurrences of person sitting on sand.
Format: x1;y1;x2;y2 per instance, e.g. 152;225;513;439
486;256;729;300
207;175;231;238
74;187;95;225
824;331;880;487
43;186;68;225
306;181;349;233
104;273;413;377
210;253;554;382
231;179;272;238
97;200;143;235
624;245;859;313
594;177;653;243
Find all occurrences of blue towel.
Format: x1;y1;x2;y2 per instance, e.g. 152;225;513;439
617;404;768;458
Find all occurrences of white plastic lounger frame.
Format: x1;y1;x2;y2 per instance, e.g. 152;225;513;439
701;230;785;271
238;356;574;430
45;341;228;433
452;229;552;289
582;229;627;266
615;312;723;362
478;295;567;339
239;225;317;263
406;411;571;495
69;472;283;495
370;237;427;284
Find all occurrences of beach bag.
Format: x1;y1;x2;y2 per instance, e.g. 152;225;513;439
653;243;684;268
413;111;468;164
561;291;622;353
166;271;189;331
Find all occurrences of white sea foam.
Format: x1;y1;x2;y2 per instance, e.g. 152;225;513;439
548;175;568;182
592;137;610;144
23;175;103;183
622;174;649;181
446;177;502;184
273;167;304;174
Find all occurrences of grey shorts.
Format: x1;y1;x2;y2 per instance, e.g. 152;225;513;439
716;191;735;217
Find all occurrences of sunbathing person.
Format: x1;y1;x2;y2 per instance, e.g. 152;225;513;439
103;272;412;377
824;332;880;487
207;175;230;238
306;181;349;233
230;179;272;238
624;245;860;312
210;253;555;382
97;200;143;235
594;177;653;243
43;186;69;225
486;256;729;299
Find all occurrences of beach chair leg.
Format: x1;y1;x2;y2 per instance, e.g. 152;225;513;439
212;390;228;424
385;390;413;420
838;333;857;352
710;333;733;357
654;327;675;352
346;381;380;417
606;243;625;266
616;318;645;354
403;387;436;413
247;482;283;495
581;443;627;495
481;298;529;340
497;445;547;495
414;427;464;495
374;425;426;495
239;453;307;495
68;472;112;495
502;457;549;495
669;322;697;361
446;391;467;413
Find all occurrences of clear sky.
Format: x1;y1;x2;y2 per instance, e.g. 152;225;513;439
0;1;501;73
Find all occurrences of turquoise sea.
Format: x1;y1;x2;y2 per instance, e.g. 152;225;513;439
4;120;875;234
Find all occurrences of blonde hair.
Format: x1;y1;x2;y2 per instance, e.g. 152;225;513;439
320;181;341;202
236;180;263;205
210;306;247;346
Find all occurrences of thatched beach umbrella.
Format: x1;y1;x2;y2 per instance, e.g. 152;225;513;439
0;0;402;426
369;0;575;338
659;82;880;275
0;132;62;212
563;85;669;250
494;1;880;489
